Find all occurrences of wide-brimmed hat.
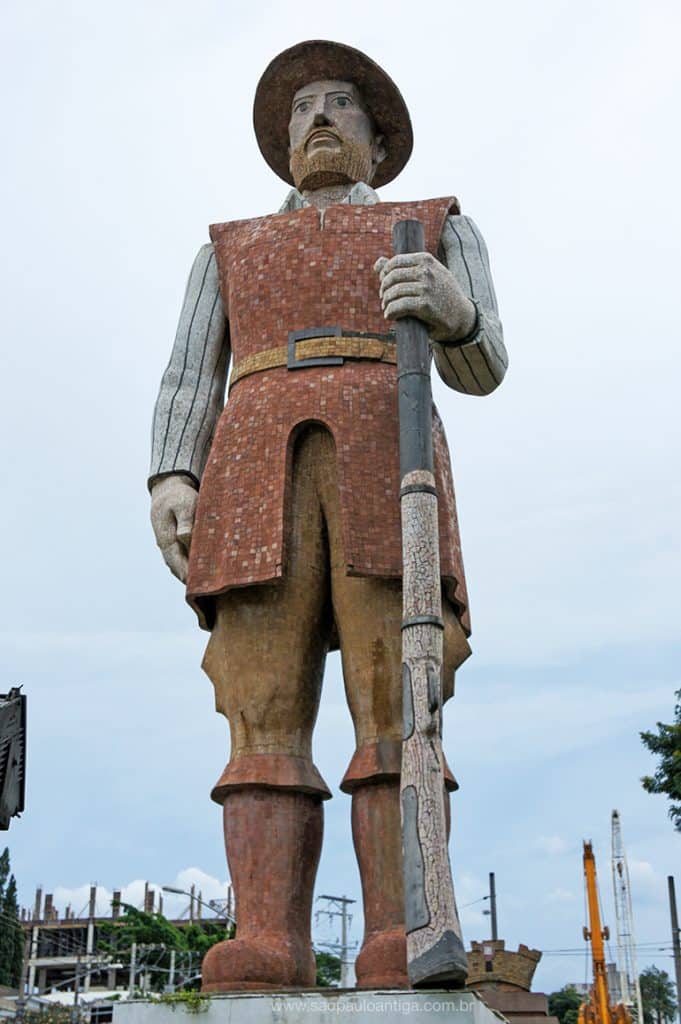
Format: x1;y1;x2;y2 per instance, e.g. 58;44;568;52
253;40;413;189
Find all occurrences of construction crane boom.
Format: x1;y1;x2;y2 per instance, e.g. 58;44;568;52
579;841;631;1024
611;810;644;1023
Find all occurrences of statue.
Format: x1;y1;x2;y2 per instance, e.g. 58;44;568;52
149;40;507;993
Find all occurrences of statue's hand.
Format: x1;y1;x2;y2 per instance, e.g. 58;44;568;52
150;475;198;583
374;253;477;342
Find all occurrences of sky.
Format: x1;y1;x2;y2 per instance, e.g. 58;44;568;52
2;0;680;998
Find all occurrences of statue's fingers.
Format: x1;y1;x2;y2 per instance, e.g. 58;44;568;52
381;281;423;311
379;267;425;299
375;253;424;279
176;530;193;554
151;504;176;549
383;295;424;321
379;262;429;297
176;517;194;553
161;542;188;583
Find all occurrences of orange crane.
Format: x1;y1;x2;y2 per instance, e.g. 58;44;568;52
579;841;631;1024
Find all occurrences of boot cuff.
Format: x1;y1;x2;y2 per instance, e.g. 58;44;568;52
211;754;332;803
341;740;458;793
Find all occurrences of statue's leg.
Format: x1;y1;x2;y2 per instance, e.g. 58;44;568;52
334;576;408;989
335;579;469;989
200;428;334;992
201;787;324;991
315;427;471;988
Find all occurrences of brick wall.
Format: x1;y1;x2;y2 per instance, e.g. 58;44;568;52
467;940;542;990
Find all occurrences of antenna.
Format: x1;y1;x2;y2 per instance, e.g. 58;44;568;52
611;810;644;1023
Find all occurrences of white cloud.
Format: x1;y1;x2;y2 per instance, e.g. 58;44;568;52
52;871;230;922
51;884;108;919
627;859;666;907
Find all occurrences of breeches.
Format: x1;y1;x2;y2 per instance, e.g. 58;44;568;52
202;425;471;802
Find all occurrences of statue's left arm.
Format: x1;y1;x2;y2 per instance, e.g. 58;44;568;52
430;215;507;394
377;214;508;395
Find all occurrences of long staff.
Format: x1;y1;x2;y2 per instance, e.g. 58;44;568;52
393;219;468;988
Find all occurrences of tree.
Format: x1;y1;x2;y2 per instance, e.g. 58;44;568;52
640;689;681;832
99;903;231;993
3;876;24;986
315;950;341;987
639;966;677;1024
549;985;584;1024
0;847;24;987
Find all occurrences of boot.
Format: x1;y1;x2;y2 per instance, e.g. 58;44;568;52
352;779;455;989
352;780;409;989
202;787;323;992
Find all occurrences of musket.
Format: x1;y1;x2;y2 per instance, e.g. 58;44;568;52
393;219;467;988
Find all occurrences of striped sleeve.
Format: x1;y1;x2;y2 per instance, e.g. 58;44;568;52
149;243;230;489
431;215;508;396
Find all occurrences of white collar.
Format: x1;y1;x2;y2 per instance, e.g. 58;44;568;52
278;181;380;212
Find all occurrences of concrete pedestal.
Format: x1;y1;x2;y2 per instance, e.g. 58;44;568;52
114;989;507;1024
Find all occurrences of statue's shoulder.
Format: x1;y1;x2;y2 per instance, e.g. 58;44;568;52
209;206;314;246
380;195;460;216
372;196;461;253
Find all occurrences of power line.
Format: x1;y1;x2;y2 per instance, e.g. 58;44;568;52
460;895;490;910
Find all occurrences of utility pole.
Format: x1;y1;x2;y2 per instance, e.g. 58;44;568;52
70;955;81;1024
128;942;137;998
669;877;681;1024
16;917;33;1023
316;895;357;987
489;873;498;940
85;885;96;994
483;873;498;939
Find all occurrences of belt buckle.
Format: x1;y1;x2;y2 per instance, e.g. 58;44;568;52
287;326;345;370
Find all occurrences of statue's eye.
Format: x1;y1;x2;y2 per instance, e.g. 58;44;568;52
295;101;311;113
334;96;351;108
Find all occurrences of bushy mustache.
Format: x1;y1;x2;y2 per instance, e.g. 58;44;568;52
302;126;344;148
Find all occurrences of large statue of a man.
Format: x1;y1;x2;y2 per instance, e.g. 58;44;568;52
149;40;507;993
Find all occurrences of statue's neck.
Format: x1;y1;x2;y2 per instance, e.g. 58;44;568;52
302;183;354;210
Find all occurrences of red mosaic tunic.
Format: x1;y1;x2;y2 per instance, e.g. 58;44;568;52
186;197;470;635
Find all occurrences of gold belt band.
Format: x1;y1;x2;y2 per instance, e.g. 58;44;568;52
230;335;397;387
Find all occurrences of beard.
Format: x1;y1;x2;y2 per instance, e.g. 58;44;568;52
289;132;375;191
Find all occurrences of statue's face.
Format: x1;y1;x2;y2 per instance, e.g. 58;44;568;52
288;79;385;191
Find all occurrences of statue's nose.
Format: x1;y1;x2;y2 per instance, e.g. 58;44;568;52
313;111;331;127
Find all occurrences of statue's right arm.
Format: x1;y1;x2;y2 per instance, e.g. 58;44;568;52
149;243;230;582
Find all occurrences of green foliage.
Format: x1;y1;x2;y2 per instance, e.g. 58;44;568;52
24;1007;71;1024
100;904;186;952
548;985;583;1024
177;922;230;961
99;903;231;993
639;966;677;1024
158;991;210;1014
315;950;341;987
0;847;23;987
5;876;24;985
640;689;681;832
